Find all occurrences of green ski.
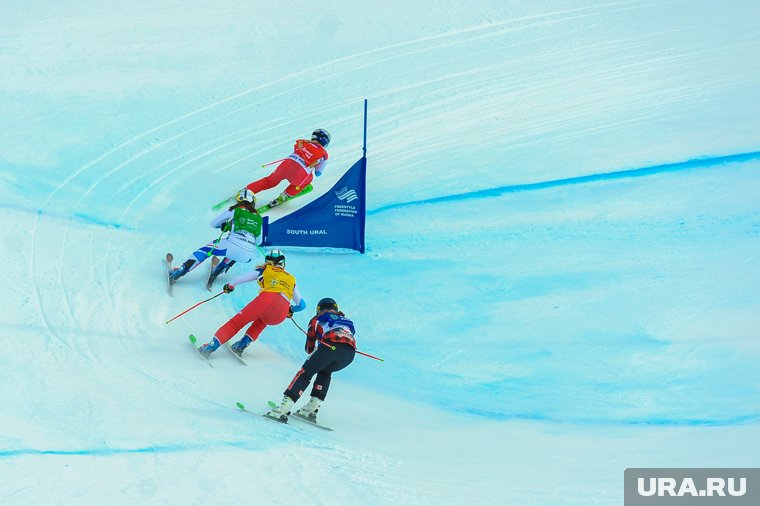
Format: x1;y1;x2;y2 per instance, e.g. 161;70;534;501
256;184;313;214
189;334;214;368
211;196;235;212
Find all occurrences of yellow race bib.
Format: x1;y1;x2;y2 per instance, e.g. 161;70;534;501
257;265;296;299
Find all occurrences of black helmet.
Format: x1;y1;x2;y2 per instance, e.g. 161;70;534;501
265;249;286;267
311;128;331;147
316;297;338;312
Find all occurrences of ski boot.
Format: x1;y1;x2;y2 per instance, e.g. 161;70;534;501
170;259;195;282
230;335;253;357
198;337;221;359
209;259;236;284
265;191;293;209
294;396;322;423
265;395;294;422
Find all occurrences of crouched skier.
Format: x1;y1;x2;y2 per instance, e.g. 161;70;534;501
196;249;306;358
170;189;262;284
266;297;356;423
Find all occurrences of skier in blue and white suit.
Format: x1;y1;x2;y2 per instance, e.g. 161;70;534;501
170;189;262;283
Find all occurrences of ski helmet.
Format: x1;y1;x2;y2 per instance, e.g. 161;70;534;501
265;249;286;267
311;128;331;147
316;297;339;312
236;188;256;205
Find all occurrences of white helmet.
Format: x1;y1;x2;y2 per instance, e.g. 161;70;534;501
236;188;255;205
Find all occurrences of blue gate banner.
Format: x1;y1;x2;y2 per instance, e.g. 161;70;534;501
262;156;366;253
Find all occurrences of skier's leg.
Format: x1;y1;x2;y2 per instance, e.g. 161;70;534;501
310;371;331;401
259;294;291;326
282;171;313;197
170;257;198;281
192;242;226;265
216;242;251;275
246;159;300;194
172;242;226;281
268;346;331;420
214;295;265;345
241;319;267;342
229;294;287;354
211;257;235;278
310;345;356;400
284;347;332;401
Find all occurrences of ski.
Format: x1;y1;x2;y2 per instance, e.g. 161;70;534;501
211;196;235;212
206;256;220;291
225;343;248;365
290;412;335;431
188;334;214;368
236;402;297;429
264;400;334;431
212;183;313;214
262;400;289;423
256;184;313;214
165;253;174;296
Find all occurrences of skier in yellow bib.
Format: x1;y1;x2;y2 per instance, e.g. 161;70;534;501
197;249;306;359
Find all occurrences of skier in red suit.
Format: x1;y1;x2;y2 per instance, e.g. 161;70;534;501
247;129;331;209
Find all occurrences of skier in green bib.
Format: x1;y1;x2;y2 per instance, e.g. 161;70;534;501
170;189;263;284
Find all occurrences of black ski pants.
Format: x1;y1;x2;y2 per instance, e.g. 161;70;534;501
284;343;355;402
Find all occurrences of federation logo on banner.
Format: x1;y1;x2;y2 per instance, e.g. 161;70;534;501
334;186;359;218
335;187;359;203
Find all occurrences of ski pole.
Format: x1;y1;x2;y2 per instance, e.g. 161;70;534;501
288;318;383;361
166;292;224;324
355;349;383;362
205;230;225;257
293;161;319;191
289;316;308;335
262;158;286;167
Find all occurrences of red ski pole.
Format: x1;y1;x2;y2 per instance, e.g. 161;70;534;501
355;349;383;362
261;157;286;168
166;291;224;324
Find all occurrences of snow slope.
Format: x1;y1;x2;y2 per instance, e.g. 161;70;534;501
1;1;759;504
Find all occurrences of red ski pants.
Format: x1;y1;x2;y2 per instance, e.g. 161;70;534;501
247;158;312;197
214;291;290;344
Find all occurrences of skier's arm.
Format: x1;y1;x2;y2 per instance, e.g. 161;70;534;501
313;159;327;177
227;267;264;289
210;209;233;229
305;315;321;353
290;286;306;313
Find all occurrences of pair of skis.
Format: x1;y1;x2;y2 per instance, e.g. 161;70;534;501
187;335;334;431
237;401;334;431
188;334;247;367
165;253;221;296
211;184;313;213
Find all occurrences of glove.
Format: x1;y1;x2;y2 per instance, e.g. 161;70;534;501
221;221;231;233
222;283;235;293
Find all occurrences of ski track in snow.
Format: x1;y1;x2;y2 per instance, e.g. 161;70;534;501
26;0;669;381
